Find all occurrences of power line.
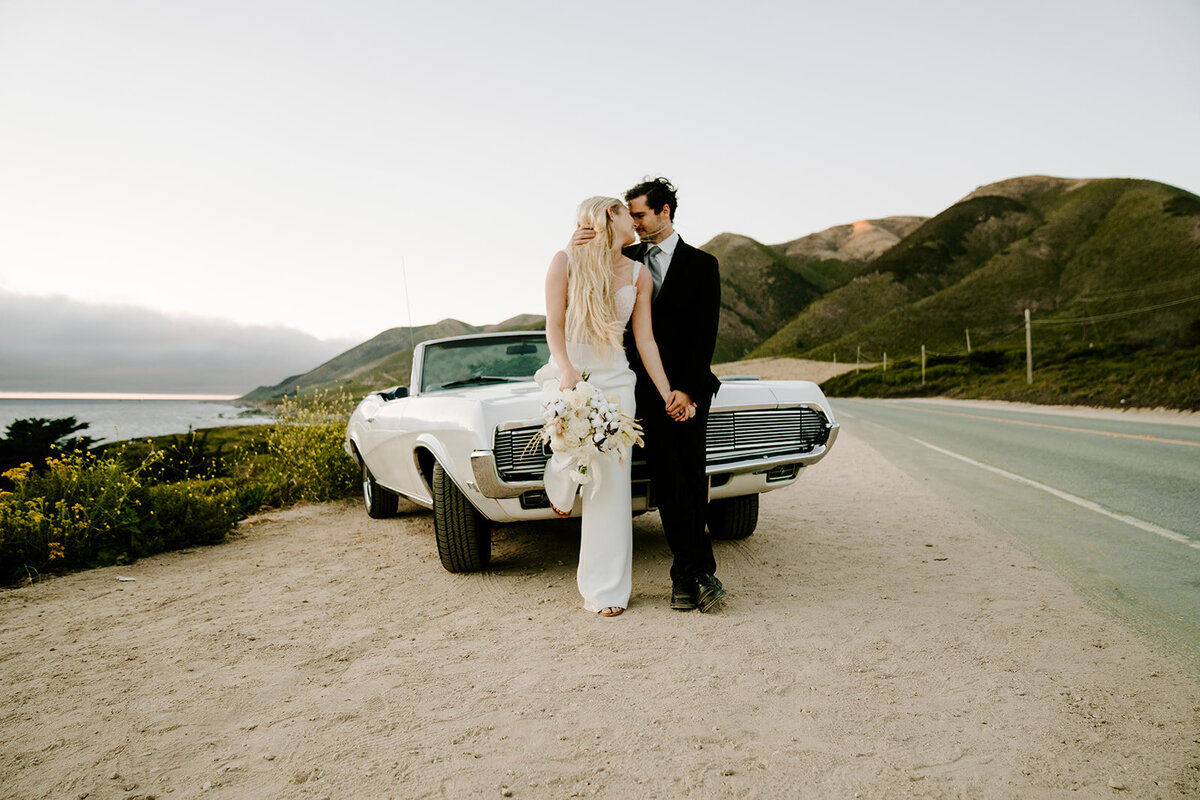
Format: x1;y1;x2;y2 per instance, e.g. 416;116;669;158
1078;272;1200;301
1030;293;1200;326
840;291;1197;370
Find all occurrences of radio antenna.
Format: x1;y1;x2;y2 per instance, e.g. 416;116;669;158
401;256;416;353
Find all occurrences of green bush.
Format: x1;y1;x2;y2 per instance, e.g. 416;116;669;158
258;389;359;504
141;430;231;484
133;481;239;555
0;416;97;479
0;392;366;585
0;450;239;584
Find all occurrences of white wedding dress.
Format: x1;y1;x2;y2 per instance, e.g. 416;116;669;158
534;262;641;612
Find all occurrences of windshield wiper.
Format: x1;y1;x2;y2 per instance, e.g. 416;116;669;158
436;375;523;389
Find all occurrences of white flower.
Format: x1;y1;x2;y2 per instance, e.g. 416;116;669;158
536;380;644;483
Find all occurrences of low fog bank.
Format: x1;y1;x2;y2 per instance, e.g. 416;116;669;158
1;291;354;394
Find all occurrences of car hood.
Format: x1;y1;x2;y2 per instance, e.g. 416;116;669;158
422;377;835;420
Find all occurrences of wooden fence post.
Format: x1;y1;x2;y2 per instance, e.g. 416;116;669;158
1025;309;1033;384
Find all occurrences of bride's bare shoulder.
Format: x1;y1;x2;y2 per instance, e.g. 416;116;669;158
613;256;638;281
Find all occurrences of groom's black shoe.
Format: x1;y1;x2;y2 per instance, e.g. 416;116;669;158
670;579;698;610
696;574;726;613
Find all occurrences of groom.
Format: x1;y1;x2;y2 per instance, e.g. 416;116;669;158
621;177;725;613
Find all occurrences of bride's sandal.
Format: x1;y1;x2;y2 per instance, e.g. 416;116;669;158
598;607;624;617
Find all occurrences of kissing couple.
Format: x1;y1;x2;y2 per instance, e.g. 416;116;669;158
534;177;724;617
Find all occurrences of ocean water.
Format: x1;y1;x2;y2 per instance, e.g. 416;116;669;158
0;399;274;444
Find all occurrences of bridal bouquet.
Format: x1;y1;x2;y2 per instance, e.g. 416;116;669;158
533;378;643;487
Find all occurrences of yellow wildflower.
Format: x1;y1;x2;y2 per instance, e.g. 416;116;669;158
2;463;33;482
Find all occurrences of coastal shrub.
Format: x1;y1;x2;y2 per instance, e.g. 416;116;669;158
141;430;231;484
0;391;367;585
0;450;239;584
133;481;239;554
258;388;359;504
0;416;97;477
208;470;292;518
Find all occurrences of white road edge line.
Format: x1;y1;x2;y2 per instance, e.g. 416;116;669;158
909;436;1200;551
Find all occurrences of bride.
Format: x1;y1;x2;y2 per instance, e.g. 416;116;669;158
536;196;691;617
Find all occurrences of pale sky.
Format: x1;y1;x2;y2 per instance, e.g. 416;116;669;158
2;0;1198;357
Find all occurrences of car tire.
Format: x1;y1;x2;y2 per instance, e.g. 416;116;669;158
362;460;399;519
708;494;759;540
432;461;491;572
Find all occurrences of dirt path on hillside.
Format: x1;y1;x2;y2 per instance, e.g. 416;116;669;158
2;427;1198;799
713;356;864;384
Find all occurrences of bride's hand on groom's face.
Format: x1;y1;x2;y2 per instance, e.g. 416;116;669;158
567;226;596;248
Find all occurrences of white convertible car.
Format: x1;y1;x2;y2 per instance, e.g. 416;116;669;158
344;331;839;572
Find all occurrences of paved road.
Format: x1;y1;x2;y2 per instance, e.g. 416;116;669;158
832;398;1200;665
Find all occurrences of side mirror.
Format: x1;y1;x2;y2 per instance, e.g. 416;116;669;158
378;386;408;401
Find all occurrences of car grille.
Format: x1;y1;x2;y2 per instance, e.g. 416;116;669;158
705;408;830;464
493;430;553;480
493;406;830;481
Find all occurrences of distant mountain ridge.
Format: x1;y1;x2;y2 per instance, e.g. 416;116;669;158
240;316;544;402
241;175;1200;403
753;175;1200;362
708;215;926;361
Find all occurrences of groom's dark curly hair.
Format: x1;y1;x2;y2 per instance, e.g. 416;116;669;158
625;176;678;221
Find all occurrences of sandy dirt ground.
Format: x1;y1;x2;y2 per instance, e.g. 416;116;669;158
3;423;1199;799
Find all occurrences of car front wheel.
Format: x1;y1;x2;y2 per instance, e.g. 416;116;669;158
362;460;399;519
708;494;759;540
432;461;491;572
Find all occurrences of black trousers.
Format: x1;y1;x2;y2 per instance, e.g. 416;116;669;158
638;386;716;582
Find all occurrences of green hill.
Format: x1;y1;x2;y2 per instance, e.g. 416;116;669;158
756;176;1200;365
240;315;546;402
241;215;923;402
241;175;1200;409
710;216;926;361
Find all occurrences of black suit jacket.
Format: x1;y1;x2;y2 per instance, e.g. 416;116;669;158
623;237;722;403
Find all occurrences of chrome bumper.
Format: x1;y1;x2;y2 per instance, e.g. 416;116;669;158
469;423;838;499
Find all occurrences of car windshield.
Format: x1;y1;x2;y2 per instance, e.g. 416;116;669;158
420;335;550;393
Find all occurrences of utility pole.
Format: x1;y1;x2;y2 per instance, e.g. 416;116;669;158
1025;309;1033;384
883;352;887;373
965;328;971;354
921;345;926;386
856;345;860;373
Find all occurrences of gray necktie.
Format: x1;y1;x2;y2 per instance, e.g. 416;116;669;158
645;244;664;298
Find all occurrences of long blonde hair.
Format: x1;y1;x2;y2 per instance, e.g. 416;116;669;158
565;196;626;354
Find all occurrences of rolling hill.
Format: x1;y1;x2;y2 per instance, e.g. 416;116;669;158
240;315;545;402
241;175;1200;408
709;216;926;361
241;218;922;401
755;176;1200;363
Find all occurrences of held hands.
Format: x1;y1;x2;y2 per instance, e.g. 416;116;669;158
664;390;696;422
567;225;597;248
